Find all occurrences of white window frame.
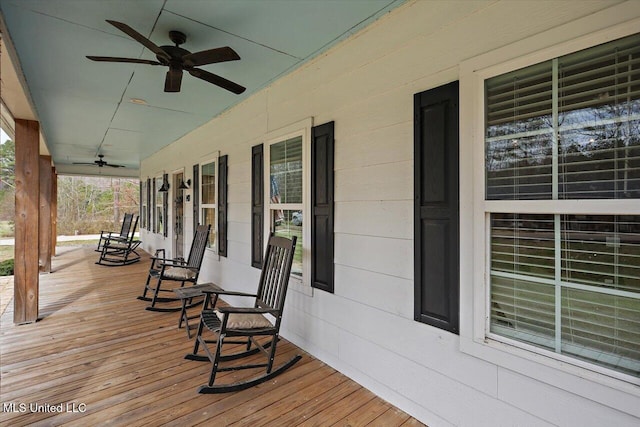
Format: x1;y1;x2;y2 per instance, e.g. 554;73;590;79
200;153;219;252
263;118;313;296
459;16;640;403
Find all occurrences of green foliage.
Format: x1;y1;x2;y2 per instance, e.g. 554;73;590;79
0;258;14;276
0;139;15;190
0;139;15;222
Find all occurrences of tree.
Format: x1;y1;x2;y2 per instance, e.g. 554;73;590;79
0;139;15;190
0;139;15;223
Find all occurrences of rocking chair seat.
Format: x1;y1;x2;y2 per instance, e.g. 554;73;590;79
107;241;136;250
209;309;274;330
164;267;197;280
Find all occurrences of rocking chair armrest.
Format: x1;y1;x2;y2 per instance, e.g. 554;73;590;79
216;306;278;315
159;259;189;268
202;289;257;298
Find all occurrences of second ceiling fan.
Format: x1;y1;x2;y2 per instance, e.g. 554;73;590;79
87;20;246;94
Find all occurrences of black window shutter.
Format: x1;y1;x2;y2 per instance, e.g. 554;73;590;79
193;164;199;231
218;154;228;257
414;81;460;334
139;180;143;228
163;172;169;237
251;144;264;268
146;178;151;230
311;121;335;293
152;178;157;232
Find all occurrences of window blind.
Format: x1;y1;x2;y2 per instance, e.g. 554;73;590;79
490;213;640;377
486;32;640;200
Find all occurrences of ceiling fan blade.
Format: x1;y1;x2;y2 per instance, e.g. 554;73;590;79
72;162;97;165
182;46;240;67
105;20;170;62
164;68;183;92
106;164;126;168
87;56;162;65
187;68;246;94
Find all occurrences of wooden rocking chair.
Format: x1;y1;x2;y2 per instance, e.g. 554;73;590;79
185;234;301;393
138;224;210;312
96;215;141;266
96;212;134;252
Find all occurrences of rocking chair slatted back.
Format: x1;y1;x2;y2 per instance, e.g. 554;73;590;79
120;213;134;238
256;235;296;316
187;224;211;269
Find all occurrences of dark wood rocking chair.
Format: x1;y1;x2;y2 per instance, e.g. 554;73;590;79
96;212;134;252
96;215;141;266
185;234;301;393
137;224;210;312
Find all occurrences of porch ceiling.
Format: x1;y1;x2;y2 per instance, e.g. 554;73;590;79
0;0;404;177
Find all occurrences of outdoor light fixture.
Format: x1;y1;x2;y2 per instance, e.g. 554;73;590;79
178;179;191;190
158;178;170;192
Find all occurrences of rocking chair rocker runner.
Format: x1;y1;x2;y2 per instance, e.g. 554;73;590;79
96;213;135;252
185;234;301;393
96;215;141;266
138;224;210;312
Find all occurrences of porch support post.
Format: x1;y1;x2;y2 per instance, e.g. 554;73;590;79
39;155;53;273
51;167;57;257
14;119;40;324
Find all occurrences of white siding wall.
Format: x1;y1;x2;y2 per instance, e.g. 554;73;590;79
139;1;640;425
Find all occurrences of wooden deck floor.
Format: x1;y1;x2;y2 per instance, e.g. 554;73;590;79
0;245;425;426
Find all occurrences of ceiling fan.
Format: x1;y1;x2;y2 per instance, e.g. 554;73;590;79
74;154;125;168
87;20;246;94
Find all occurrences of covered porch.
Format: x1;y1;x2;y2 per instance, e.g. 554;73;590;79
0;244;424;426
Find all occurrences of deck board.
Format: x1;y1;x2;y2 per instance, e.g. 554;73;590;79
0;245;426;426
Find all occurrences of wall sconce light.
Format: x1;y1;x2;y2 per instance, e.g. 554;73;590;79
158;178;170;192
178;179;191;190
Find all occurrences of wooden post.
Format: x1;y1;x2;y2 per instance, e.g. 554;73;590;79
51;167;57;257
39;155;52;273
14;119;40;324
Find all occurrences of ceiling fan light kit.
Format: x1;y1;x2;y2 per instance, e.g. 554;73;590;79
87;20;246;94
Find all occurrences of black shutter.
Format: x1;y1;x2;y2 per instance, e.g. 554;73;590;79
311;121;335;293
146;178;151;230
193;164;199;230
414;81;459;334
152;178;156;232
163;173;169;237
251;144;264;268
139;180;143;228
218;155;228;257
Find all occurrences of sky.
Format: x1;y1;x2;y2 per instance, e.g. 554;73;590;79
1;129;9;144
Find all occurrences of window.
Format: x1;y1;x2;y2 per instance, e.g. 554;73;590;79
155;176;164;235
200;159;217;249
268;136;304;277
484;33;640;378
